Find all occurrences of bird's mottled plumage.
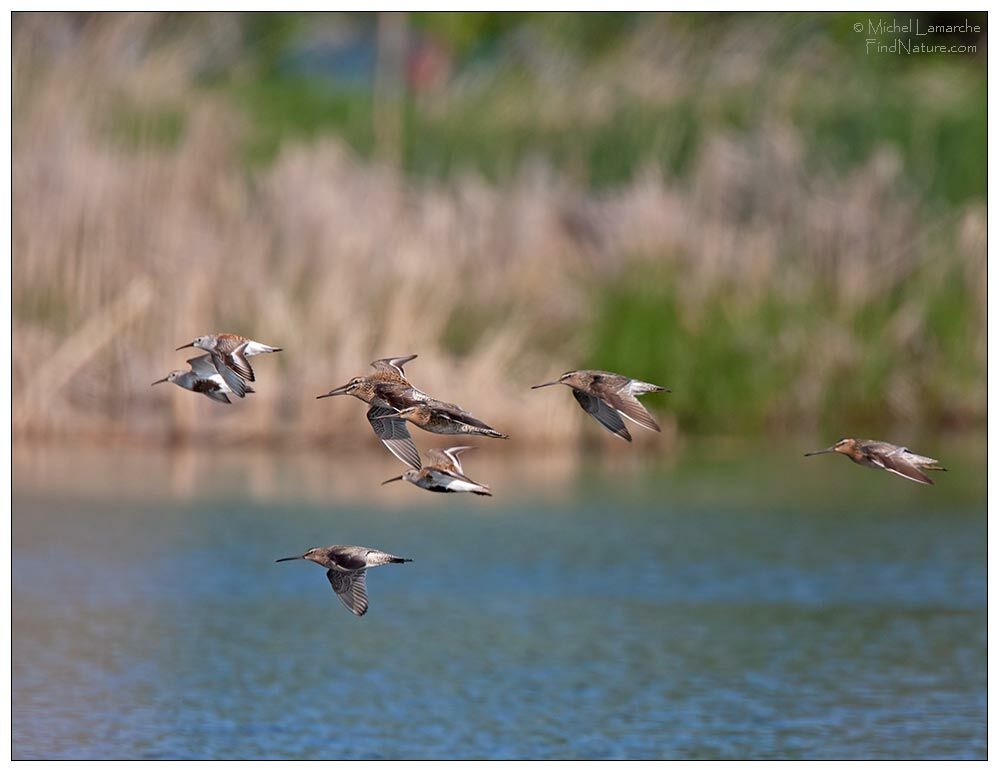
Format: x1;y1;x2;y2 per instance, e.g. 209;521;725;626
317;356;428;468
532;369;669;441
175;333;282;399
151;354;255;404
276;544;412;617
382;445;492;496
393;400;509;439
317;356;503;468
804;438;947;485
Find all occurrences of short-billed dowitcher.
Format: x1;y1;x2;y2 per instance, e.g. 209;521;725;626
151;354;254;404
805;438;947;485
176;333;282;399
316;356;426;469
532;369;670;441
276;545;412;617
317;355;427;400
382;446;492;496
392;401;509;439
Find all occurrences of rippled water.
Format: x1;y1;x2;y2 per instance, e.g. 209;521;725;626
12;441;987;759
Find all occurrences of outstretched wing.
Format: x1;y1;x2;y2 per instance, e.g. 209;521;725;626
367;405;421;469
209;351;249;398
572;389;631;441
591;381;661;433
370;355;418;378
222;343;255;382
186;354;219;377
426;446;474;474
326;569;369;616
873;449;934;485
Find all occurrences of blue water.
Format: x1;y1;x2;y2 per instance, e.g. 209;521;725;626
12;444;987;759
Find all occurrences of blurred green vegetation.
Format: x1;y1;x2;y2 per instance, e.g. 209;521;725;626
589;256;984;435
211;12;985;204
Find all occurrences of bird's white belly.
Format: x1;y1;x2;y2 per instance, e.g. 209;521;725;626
444;478;481;493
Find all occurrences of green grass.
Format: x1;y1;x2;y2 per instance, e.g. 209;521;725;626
228;76;375;166
791;61;986;206
587;260;983;434
214;13;984;204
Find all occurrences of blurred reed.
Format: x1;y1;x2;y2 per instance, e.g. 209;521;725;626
12;13;985;448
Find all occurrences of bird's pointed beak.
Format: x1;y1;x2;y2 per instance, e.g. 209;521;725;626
151;377;168;386
531;379;561;389
175;342;195;351
381;475;404;485
275;555;304;563
317;383;351;399
804;447;836;457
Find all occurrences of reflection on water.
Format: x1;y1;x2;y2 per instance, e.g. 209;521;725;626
12;439;986;759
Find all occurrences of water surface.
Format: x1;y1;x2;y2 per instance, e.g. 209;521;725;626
12;440;987;759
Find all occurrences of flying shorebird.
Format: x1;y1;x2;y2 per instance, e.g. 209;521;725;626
531;369;670;441
804;438;947;485
276;544;412;617
316;355;427;470
175;333;282;399
151;354;255;404
382;446;492;496
391;400;509;439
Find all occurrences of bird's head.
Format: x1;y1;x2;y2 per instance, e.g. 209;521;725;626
381;469;421;486
276;547;325;565
805;438;856;457
531;370;578;390
151;370;185;386
176;334;213;352
317;376;368;400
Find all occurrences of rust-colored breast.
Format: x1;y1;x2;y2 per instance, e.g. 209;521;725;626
215;333;248;353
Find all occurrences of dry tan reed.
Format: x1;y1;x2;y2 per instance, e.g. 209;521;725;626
12;14;985;447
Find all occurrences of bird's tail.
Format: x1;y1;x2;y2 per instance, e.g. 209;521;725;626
244;341;283;356
923;464;948;471
390;556;413;563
